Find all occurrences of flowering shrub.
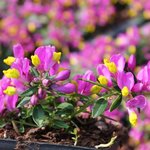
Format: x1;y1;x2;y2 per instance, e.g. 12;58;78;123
0;44;147;138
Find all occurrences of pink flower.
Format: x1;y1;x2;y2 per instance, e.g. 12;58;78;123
117;71;134;97
74;70;96;96
97;64;112;86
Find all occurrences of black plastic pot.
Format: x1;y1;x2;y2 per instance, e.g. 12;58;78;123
0;139;119;150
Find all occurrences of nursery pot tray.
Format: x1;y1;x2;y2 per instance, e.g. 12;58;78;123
0;139;119;150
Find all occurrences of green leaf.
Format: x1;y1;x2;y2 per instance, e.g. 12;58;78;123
30;67;39;77
92;98;108;118
17;97;30;108
32;105;47;127
0;119;6;128
53;120;69;129
109;95;122;112
21;86;37;97
57;102;73;110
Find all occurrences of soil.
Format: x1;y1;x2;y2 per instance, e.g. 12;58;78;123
0;118;131;150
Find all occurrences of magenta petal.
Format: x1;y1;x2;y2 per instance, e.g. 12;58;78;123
132;83;143;92
44;46;53;70
126;95;147;109
128;55;136;70
49;63;59;76
35;45;55;71
0;77;11;90
13;44;24;58
0;95;5;113
110;54;125;72
137;66;149;84
7;95;18;111
117;71;134;90
52;83;75;94
77;70;96;95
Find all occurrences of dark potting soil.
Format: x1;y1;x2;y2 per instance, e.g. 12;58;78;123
0;120;130;150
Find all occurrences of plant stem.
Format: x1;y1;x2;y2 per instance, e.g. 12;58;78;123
11;120;20;135
15;120;37;127
79;79;110;91
101;115;118;122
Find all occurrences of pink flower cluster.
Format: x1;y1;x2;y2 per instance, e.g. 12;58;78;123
0;0;115;51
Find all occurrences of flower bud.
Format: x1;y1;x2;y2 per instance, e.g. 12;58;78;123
38;88;46;99
52;83;75;94
42;79;50;86
55;70;70;81
30;95;38;106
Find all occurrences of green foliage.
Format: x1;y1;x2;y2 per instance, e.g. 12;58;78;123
32;105;48;127
20;86;38;97
92;98;108;118
110;95;122;112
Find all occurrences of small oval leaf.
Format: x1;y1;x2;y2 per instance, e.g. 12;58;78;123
21;86;37;97
57;102;73;110
30;67;39;77
32;105;47;127
53;120;69;129
17;97;30;108
92;98;108;118
110;95;122;112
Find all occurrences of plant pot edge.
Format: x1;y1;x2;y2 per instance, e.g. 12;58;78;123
0;138;119;150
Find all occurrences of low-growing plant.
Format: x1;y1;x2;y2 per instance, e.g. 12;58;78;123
0;44;148;148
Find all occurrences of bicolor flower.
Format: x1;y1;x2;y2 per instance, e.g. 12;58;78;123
104;54;126;74
117;71;134;97
74;70;96;96
97;64;112;86
126;95;147;126
31;45;61;73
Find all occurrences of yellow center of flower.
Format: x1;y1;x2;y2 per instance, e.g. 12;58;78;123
128;45;136;54
143;10;150;19
103;58;110;64
129;111;137;127
106;62;117;73
90;85;102;94
121;86;129;97
104;58;117;73
31;55;40;67
52;52;61;62
8;26;18;36
3;68;20;79
3;56;16;66
3;86;17;96
27;22;36;32
98;75;108;86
